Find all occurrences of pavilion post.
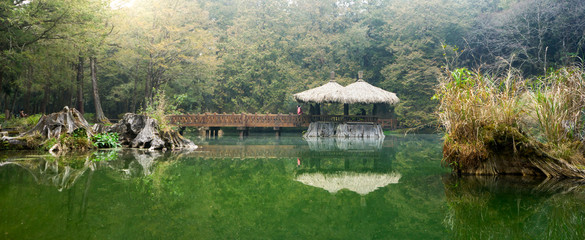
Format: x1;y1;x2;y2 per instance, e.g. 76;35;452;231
344;104;349;115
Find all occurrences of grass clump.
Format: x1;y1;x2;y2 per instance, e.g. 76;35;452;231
57;128;94;151
436;66;585;171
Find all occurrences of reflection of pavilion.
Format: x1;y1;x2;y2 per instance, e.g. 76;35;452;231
295;172;401;195
298;136;395;172
296;137;399;195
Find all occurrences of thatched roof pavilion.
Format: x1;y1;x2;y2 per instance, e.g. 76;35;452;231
293;71;399;105
331;71;399;105
293;72;344;103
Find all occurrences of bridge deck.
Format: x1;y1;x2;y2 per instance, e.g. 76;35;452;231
168;114;397;129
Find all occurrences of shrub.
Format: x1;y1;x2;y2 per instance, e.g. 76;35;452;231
141;90;185;132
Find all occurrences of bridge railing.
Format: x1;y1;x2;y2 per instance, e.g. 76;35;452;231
168;113;311;127
168;113;397;129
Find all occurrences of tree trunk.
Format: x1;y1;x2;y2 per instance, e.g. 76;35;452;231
90;56;109;124
42;75;49;114
130;61;139;113
24;65;32;113
3;93;10;120
144;56;153;109
0;72;3;106
10;89;18;116
77;56;84;114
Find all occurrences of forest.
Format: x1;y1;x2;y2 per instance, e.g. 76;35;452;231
1;0;584;128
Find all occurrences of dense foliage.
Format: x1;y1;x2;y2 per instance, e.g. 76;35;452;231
1;0;584;128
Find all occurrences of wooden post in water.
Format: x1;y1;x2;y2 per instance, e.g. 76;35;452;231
237;127;248;139
274;127;281;138
210;127;220;139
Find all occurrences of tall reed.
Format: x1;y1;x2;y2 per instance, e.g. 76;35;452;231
525;67;585;158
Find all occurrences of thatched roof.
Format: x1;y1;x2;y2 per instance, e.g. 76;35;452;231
332;72;399;104
295;172;401;195
293;71;399;105
293;72;344;103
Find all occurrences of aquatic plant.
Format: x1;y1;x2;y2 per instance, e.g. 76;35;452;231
92;132;121;148
435;66;585;177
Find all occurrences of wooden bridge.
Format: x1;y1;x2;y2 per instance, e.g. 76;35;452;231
168;113;397;129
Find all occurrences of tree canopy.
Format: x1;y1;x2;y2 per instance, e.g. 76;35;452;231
1;0;583;127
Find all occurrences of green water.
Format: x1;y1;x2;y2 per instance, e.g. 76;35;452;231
1;134;585;239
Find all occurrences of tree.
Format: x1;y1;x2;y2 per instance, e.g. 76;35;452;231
465;0;585;75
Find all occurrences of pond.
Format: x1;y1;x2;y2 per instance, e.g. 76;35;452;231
1;133;585;239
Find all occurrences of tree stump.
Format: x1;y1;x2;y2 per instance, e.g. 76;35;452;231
1;106;93;150
23;106;92;139
107;113;197;150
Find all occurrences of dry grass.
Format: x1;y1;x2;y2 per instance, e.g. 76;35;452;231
436;68;527;168
525;67;585;148
436;66;585;169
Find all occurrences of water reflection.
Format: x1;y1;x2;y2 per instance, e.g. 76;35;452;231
295;137;400;199
2;135;584;239
295;172;401;195
443;175;585;239
0;149;182;190
304;137;384;151
0;153;97;191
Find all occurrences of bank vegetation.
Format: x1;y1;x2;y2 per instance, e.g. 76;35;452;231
436;66;585;178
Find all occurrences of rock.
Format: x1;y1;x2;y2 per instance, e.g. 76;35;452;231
303;122;385;138
304;122;337;137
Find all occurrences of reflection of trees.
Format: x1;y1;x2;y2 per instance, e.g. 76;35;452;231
443;175;585;239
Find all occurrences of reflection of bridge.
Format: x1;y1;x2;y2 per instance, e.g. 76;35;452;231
188;145;386;159
168;114;397;136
